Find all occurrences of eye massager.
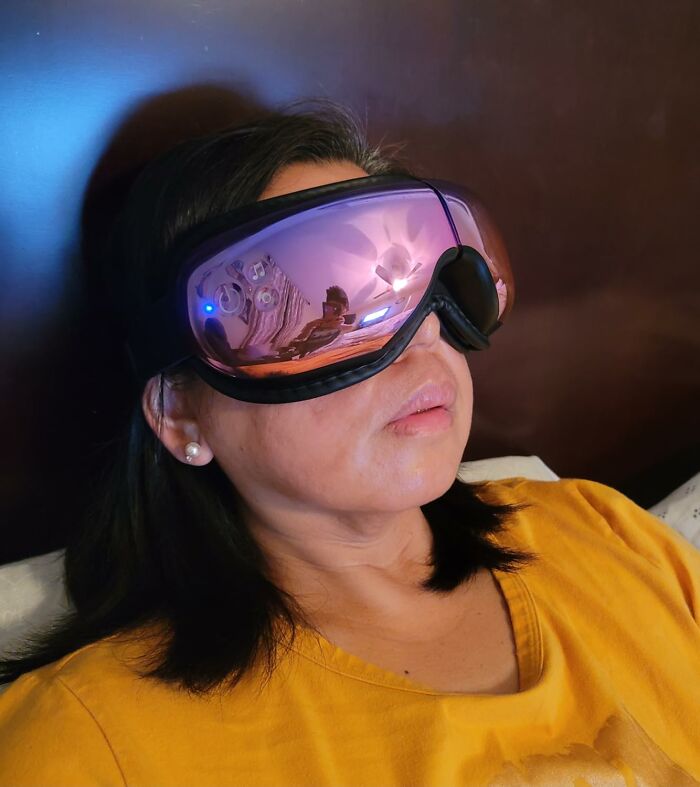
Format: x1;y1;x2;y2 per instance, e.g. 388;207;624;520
124;174;515;404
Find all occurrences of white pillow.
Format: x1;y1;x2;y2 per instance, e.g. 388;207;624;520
456;454;560;483
647;470;700;550
0;549;71;661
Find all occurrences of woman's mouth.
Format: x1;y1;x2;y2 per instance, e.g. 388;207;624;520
385;405;453;436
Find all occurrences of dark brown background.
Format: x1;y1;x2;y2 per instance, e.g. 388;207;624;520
1;0;698;564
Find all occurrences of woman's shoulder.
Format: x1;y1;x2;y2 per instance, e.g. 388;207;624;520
484;475;700;624
0;633;142;786
0;622;205;786
480;474;655;537
0;623;162;707
0;619;187;723
480;474;686;556
0;620;266;728
0;622;287;786
482;474;695;555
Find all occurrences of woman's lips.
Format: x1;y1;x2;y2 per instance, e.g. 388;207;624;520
387;381;457;424
385;405;453;436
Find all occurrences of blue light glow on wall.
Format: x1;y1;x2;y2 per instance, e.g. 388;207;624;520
0;2;305;346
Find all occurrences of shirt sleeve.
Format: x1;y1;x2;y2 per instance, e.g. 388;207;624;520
570;477;700;626
0;671;126;787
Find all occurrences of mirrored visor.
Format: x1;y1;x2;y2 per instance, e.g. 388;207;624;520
185;186;460;379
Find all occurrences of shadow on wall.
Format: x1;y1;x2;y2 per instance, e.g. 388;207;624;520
79;83;267;452
1;84;267;565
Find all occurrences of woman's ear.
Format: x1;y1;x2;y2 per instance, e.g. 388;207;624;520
141;374;214;466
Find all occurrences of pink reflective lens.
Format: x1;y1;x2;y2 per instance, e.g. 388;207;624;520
186;186;458;379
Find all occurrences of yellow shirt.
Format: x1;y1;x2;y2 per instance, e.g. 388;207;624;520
1;477;699;786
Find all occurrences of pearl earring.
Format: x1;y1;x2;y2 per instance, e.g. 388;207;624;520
184;441;201;463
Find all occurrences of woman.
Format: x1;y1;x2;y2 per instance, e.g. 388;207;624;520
1;102;699;786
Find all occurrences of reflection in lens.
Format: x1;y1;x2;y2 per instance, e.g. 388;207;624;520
254;285;280;312
215;282;245;316
243;256;271;284
187;188;456;379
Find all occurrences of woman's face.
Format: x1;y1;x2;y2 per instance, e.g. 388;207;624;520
152;160;474;519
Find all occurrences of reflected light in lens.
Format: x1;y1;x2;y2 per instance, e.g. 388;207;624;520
360;307;390;326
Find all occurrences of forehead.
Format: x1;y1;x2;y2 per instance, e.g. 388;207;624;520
259;160;369;200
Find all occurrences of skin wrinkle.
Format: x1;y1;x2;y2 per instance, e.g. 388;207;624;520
142;160;477;641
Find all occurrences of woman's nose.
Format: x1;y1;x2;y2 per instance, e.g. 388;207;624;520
396;311;442;360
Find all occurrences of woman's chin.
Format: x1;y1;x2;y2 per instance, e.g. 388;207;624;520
376;464;463;508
